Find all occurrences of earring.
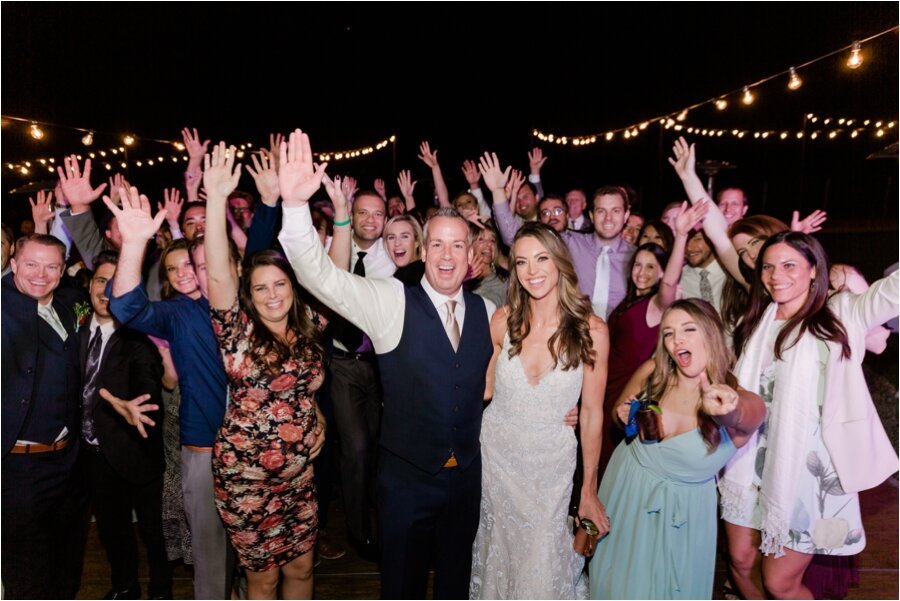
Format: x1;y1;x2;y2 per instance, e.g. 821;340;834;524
810;279;817;290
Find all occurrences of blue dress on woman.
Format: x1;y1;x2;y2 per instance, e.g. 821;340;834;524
589;427;736;599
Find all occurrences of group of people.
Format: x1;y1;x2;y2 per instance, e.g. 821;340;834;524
1;125;896;601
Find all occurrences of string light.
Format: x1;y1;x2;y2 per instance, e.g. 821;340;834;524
788;67;803;90
123;134;135;146
676;109;688;122
742;86;755;105
29;123;44;140
715;98;728;111
81;132;94;146
847;42;863;69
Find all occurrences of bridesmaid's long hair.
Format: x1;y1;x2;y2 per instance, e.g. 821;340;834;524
506;223;595;370
648;299;737;452
239;250;325;372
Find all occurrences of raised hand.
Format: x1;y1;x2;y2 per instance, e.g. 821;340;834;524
159;188;184;225
674;199;710;237
247;150;280;206
322;174;349;212
791;209;827;234
182;127;210;163
203;142;242;201
667;136;696;180
278;129;327;207
99;388;158;439
528;147;547;175
373;177;387;200
269;133;285;173
29;189;55;230
478;152;511;192
340;175;358;202
505;168;524;200
107;173;129;207
102;185;167;245
461;159;481;188
699;371;740;417
397;169;416;199
57;155;108;214
418;141;440;169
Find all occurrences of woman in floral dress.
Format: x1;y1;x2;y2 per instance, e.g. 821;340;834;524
202;143;326;599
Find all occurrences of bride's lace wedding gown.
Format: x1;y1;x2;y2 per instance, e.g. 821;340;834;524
470;335;586;599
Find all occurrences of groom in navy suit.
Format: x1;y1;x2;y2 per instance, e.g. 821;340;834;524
1;234;90;598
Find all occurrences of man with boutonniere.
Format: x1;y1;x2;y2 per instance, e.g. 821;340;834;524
1;234;90;598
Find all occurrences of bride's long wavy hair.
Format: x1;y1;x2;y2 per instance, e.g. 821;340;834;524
506;223;595;370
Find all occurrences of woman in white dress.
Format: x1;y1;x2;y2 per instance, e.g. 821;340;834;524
722;231;899;598
470;222;609;599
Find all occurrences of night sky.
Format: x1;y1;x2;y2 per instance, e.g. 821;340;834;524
2;3;898;228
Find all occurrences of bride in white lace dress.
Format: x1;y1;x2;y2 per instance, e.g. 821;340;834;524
470;223;610;599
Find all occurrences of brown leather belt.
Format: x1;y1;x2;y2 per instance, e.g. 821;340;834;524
443;454;458;468
11;438;70;454
183;445;213;452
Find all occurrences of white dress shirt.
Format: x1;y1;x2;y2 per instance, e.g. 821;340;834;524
681;257;728;316
278;204;495;355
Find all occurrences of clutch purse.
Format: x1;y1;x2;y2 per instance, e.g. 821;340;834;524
572;516;600;557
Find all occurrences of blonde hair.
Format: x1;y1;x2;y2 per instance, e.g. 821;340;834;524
383;214;424;261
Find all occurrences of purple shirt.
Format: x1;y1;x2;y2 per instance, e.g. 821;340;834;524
494;201;635;316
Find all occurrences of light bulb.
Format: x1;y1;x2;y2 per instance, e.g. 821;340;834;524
82;132;94;146
788;67;802;90
847;42;862;69
715;98;728;111
174;142;185;151
123;135;135;146
676;109;688;122
30;123;44;140
742;87;755;105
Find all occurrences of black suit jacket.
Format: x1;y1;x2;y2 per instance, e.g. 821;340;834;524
81;323;165;484
1;273;85;456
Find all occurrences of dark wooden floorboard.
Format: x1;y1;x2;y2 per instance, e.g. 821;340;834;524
76;479;897;599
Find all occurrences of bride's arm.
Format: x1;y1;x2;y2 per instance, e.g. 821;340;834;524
577;315;611;536
483;307;508;401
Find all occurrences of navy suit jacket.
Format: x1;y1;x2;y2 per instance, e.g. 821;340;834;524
1;273;85;456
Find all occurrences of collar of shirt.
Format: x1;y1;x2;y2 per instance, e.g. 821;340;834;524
351;236;397;277
594;234;632;254
420;276;465;320
89;314;119;342
37;300;68;340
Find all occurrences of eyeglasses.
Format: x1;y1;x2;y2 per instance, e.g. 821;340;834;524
540;207;566;218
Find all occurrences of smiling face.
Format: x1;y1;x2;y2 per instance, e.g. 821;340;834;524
622;214;644;244
514;235;560;301
387;196;406;218
631;249;662;296
718;188;748;226
182;205;207;240
538;198;568;233
686;231;714;268
352;193;386;249
515;185;539;220
229;196;254;229
164;248;201;299
662;307;709;379
732;232;765;269
565;190;586;220
384;220;418;267
761;242;816;320
249;264;294;331
592;193;629;241
90;262;116;322
638;224;665;249
10;240;64;305
422;216;472;296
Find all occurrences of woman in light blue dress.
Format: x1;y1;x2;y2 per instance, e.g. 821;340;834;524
589;299;765;599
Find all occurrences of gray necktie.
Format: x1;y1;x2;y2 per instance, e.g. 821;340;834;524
699;269;714;304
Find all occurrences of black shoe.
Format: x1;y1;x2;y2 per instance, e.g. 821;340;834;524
104;586;141;600
350;536;380;563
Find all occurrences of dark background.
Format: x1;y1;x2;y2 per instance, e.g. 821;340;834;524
2;3;898;274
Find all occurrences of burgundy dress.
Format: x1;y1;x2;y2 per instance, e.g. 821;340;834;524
599;295;659;474
211;302;324;571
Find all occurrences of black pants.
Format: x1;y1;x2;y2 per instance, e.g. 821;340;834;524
330;355;381;541
377;450;481;600
1;443;89;599
85;445;173;596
